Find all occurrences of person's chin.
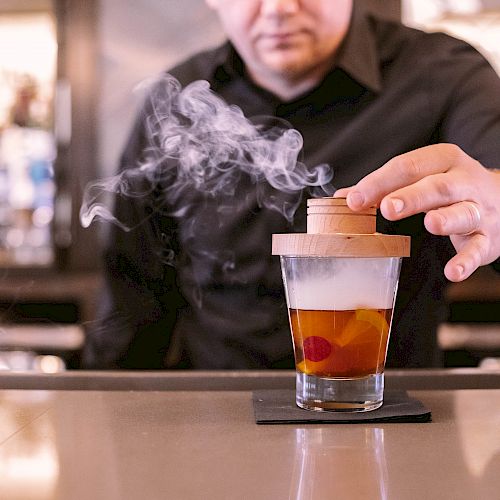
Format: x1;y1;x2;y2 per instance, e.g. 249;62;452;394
260;52;309;76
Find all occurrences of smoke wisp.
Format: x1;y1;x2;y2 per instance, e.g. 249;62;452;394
81;74;334;231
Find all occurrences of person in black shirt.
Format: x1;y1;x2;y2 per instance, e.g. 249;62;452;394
82;0;500;370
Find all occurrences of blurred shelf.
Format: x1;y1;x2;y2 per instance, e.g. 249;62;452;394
438;323;500;350
0;324;84;351
0;272;102;322
446;266;500;302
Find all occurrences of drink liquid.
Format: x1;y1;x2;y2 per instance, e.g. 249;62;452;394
290;308;392;378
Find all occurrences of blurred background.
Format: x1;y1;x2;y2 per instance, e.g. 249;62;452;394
0;0;498;372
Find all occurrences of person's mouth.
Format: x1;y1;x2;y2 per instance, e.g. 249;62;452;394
263;31;305;41
258;30;308;47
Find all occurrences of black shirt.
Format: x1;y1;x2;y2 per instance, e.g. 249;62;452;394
83;3;500;369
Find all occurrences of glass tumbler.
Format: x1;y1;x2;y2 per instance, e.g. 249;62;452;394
273;198;410;411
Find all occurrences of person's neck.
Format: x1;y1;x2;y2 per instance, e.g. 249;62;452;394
247;61;333;102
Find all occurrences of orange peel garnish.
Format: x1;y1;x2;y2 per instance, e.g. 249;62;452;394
336;309;389;347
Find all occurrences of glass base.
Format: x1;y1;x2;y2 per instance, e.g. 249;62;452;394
296;371;384;412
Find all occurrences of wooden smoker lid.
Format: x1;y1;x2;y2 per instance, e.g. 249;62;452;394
272;198;410;257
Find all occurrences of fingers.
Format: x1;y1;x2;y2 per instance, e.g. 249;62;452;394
445;233;489;282
345;144;466;210
333;187;352;198
377;172;459;220
335;145;499;282
424;201;482;236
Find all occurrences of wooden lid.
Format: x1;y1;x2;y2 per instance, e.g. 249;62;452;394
272;197;410;257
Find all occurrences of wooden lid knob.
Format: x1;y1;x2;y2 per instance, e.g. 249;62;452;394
272;197;410;257
307;198;376;234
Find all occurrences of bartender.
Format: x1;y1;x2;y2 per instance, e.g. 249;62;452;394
82;0;500;370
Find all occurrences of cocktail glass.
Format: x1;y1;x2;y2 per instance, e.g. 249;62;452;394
273;198;409;411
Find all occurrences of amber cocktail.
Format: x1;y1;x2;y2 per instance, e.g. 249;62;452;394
290;307;391;378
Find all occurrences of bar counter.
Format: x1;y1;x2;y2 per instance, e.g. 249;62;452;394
1;369;500;499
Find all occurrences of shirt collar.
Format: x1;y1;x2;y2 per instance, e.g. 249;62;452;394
335;1;382;93
213;1;383;94
213;42;244;80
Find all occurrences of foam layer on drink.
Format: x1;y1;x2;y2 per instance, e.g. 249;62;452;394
285;258;400;311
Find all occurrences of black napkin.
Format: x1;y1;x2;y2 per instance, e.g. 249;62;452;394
253;389;431;424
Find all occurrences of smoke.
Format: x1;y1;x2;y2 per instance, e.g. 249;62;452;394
80;73;334;268
80;74;337;306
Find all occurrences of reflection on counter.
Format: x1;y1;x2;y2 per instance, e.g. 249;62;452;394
0;391;59;500
456;391;500;476
455;391;500;499
289;427;388;500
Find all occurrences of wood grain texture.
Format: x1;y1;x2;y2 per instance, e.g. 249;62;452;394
272;233;410;257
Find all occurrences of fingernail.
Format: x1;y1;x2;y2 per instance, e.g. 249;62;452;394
348;191;365;209
391;198;404;214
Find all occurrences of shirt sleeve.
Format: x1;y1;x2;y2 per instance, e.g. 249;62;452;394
431;36;500;167
430;38;500;273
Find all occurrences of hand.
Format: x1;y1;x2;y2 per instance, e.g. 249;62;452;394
334;144;500;282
